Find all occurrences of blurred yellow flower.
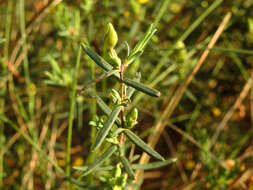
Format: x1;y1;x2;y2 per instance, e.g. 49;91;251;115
212;107;221;117
123;10;130;17
138;0;148;4
73;157;84;167
185;160;195;170
57;159;66;167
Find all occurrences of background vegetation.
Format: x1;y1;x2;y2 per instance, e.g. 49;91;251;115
0;0;253;189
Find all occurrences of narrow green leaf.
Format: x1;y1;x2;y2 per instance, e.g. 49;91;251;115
0;37;6;44
129;24;157;58
123;41;130;57
47;56;61;75
81;43;161;98
64;177;94;188
81;145;117;177
123;78;161;97
120;155;135;179
74;165;114;172
132;158;177;170
81;43;113;71
126;73;141;99
126;50;143;66
89;93;121;126
93;106;123;150
130;154;140;163
112;128;125;137
0;115;8;122
124;129;165;161
64;177;110;189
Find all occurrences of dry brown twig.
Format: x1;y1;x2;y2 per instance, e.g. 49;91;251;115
162;130;188;183
0;0;63;88
133;12;232;187
209;77;252;148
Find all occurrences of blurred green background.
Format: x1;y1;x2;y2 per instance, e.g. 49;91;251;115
1;0;253;189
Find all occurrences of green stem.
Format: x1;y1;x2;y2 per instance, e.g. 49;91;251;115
0;0;13;187
153;0;172;27
85;51;97;166
19;0;30;85
66;45;82;189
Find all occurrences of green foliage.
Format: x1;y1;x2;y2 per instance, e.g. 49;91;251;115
71;23;174;189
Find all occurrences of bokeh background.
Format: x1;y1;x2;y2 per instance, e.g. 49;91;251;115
1;0;253;189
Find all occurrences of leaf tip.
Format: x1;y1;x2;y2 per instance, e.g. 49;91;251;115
156;91;161;97
172;158;177;162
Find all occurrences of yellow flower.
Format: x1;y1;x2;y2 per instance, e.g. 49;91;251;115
73;157;84;167
57;159;66;167
138;0;148;4
212;107;221;117
123;10;130;17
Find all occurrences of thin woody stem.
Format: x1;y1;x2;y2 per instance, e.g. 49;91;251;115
119;63;125;146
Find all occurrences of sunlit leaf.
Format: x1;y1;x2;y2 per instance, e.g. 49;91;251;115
132;158;177;170
124;129;165;161
81;145;117;177
93;106;123;150
120;155;135;179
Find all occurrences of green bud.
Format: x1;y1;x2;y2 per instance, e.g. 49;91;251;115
110;89;121;104
172;41;187;63
126;108;138;128
104;49;121;69
103;23;121;69
115;163;121;177
104;23;118;50
27;83;37;96
106;136;119;145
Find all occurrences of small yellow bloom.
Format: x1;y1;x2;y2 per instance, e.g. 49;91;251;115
226;178;234;185
205;182;211;188
169;3;182;14
138;0;148;4
73;157;84;167
123;10;130;17
57;159;66;167
185;160;195;170
212;107;221;117
240;164;245;171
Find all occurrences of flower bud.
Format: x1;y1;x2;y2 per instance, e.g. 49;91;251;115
104;23;118;50
126;108;138;128
103;23;121;69
104;48;121;69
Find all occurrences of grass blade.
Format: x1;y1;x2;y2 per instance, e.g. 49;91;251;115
66;45;82;183
81;145;117;177
0;115;65;175
93;106;123;150
74;165;114;172
124;129;165;161
120;155;135;179
132;158;177;170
